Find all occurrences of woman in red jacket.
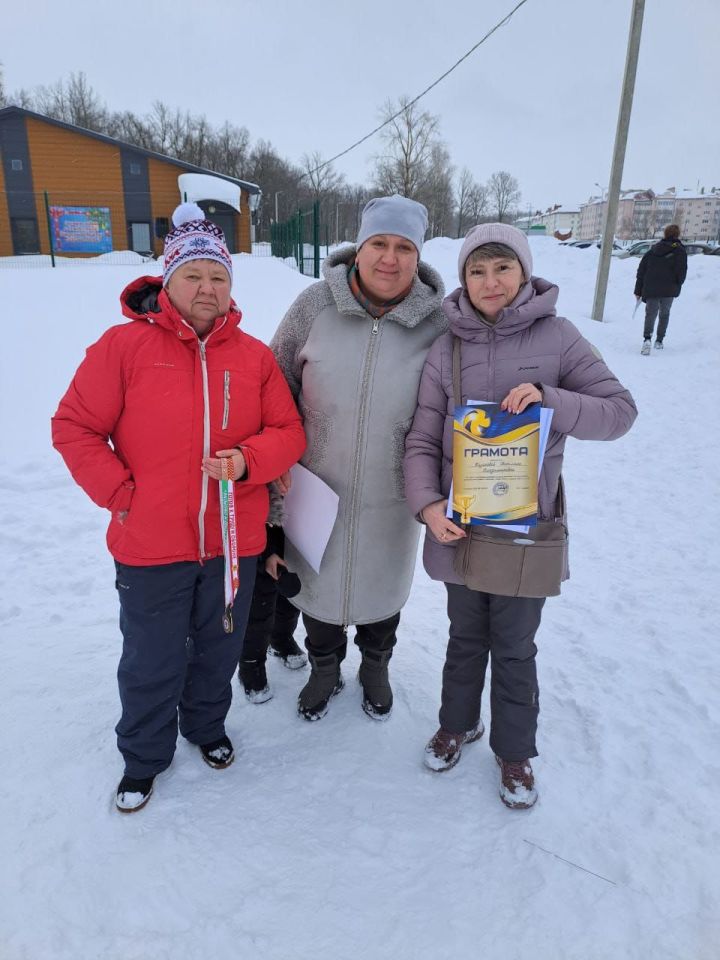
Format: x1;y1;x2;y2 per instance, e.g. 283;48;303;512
52;204;305;813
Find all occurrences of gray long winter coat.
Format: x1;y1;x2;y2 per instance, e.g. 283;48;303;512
403;277;638;585
270;246;447;624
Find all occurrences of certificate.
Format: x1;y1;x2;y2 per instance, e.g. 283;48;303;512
451;402;541;526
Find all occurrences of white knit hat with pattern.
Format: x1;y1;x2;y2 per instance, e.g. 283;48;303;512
163;203;233;285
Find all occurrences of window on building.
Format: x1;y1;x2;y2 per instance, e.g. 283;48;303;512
154;217;170;239
11;159;23;171
129;162;141;175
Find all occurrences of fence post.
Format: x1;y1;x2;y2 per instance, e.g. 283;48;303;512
297;210;304;275
313;200;320;278
43;191;56;268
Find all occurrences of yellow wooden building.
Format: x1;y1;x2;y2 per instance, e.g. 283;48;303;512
0;106;260;258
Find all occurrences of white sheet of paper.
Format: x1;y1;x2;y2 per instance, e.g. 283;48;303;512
282;463;340;574
446;404;554;533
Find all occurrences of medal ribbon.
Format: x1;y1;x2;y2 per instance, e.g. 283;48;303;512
220;457;240;633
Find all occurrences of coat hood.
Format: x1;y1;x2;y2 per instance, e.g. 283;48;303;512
650;239;684;258
443;276;559;343
119;275;242;342
321;244;445;329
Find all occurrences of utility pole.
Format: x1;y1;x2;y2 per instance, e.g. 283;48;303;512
591;0;646;321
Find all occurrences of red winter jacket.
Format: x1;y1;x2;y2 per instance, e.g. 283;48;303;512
52;276;306;566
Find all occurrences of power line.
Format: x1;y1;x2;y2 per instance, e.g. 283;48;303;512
308;0;531;178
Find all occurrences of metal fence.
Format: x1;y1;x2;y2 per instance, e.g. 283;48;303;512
269;201;329;278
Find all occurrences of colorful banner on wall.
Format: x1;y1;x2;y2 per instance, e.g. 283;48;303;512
49;206;112;253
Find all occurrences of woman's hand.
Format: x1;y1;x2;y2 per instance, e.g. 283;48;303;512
265;554;287;580
202;448;247;481
500;383;542;415
273;470;292;496
422;499;466;543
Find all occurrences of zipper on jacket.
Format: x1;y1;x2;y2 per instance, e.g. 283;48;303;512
198;340;211;559
341;316;381;623
489;329;497;399
222;370;230;430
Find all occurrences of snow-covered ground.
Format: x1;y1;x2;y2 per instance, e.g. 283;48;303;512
1;239;719;960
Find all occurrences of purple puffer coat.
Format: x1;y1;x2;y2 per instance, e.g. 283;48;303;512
403;276;638;585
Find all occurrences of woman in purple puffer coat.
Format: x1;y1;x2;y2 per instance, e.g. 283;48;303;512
403;224;637;809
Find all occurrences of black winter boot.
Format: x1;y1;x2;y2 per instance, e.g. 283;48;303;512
116;774;155;813
358;648;393;720
238;658;273;703
268;635;307;670
297;653;344;721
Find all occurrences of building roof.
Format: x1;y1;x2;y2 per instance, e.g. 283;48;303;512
0;106;261;195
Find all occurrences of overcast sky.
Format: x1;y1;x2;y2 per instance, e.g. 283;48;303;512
5;0;718;212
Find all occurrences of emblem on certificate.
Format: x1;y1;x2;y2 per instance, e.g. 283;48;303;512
452;402;541;526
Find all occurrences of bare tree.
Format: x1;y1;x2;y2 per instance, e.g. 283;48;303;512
372;96;440;199
418;143;454;238
0;64;6;107
467;182;490;224
455;168;491;237
206;122;251;179
32;72;107;130
672;203;686;238
488;170;521;223
301;152;345;199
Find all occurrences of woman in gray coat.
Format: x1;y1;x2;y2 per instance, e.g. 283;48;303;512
270;195;447;722
404;224;637;808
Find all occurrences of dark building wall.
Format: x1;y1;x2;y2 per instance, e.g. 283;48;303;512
120;149;153;250
0;113;40;253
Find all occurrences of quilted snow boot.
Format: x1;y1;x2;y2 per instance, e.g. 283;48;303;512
358;648;393;720
297;652;344;721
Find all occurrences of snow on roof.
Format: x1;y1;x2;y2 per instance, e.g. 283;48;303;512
178;173;243;213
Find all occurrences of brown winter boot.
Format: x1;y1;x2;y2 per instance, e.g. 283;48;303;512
496;756;537;809
423;721;485;772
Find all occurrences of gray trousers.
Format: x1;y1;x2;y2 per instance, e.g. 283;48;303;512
441;584;545;761
643;297;674;341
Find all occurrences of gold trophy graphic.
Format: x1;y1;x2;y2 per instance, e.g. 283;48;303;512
456;494;476;524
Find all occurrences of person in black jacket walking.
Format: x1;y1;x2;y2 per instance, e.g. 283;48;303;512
634;223;687;354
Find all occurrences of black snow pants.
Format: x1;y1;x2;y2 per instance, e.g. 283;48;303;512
241;557;301;662
114;555;257;778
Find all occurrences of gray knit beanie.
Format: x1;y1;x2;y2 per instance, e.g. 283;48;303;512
356;195;428;254
458;223;532;285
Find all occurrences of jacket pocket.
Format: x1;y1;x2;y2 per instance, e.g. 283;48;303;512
298;397;332;472
392;416;414;501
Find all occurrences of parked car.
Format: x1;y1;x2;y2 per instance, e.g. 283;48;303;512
705;245;720;256
684;242;714;256
564;239;622;250
615;239;714;259
613;240;655;259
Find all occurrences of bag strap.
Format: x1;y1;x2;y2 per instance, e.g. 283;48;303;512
453;333;565;522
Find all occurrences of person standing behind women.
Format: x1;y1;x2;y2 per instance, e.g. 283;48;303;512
270;195;447;721
52;204;305;812
404;224;637;808
635;223;687;354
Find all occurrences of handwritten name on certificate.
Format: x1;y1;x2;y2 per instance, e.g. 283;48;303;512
451;402;540;526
